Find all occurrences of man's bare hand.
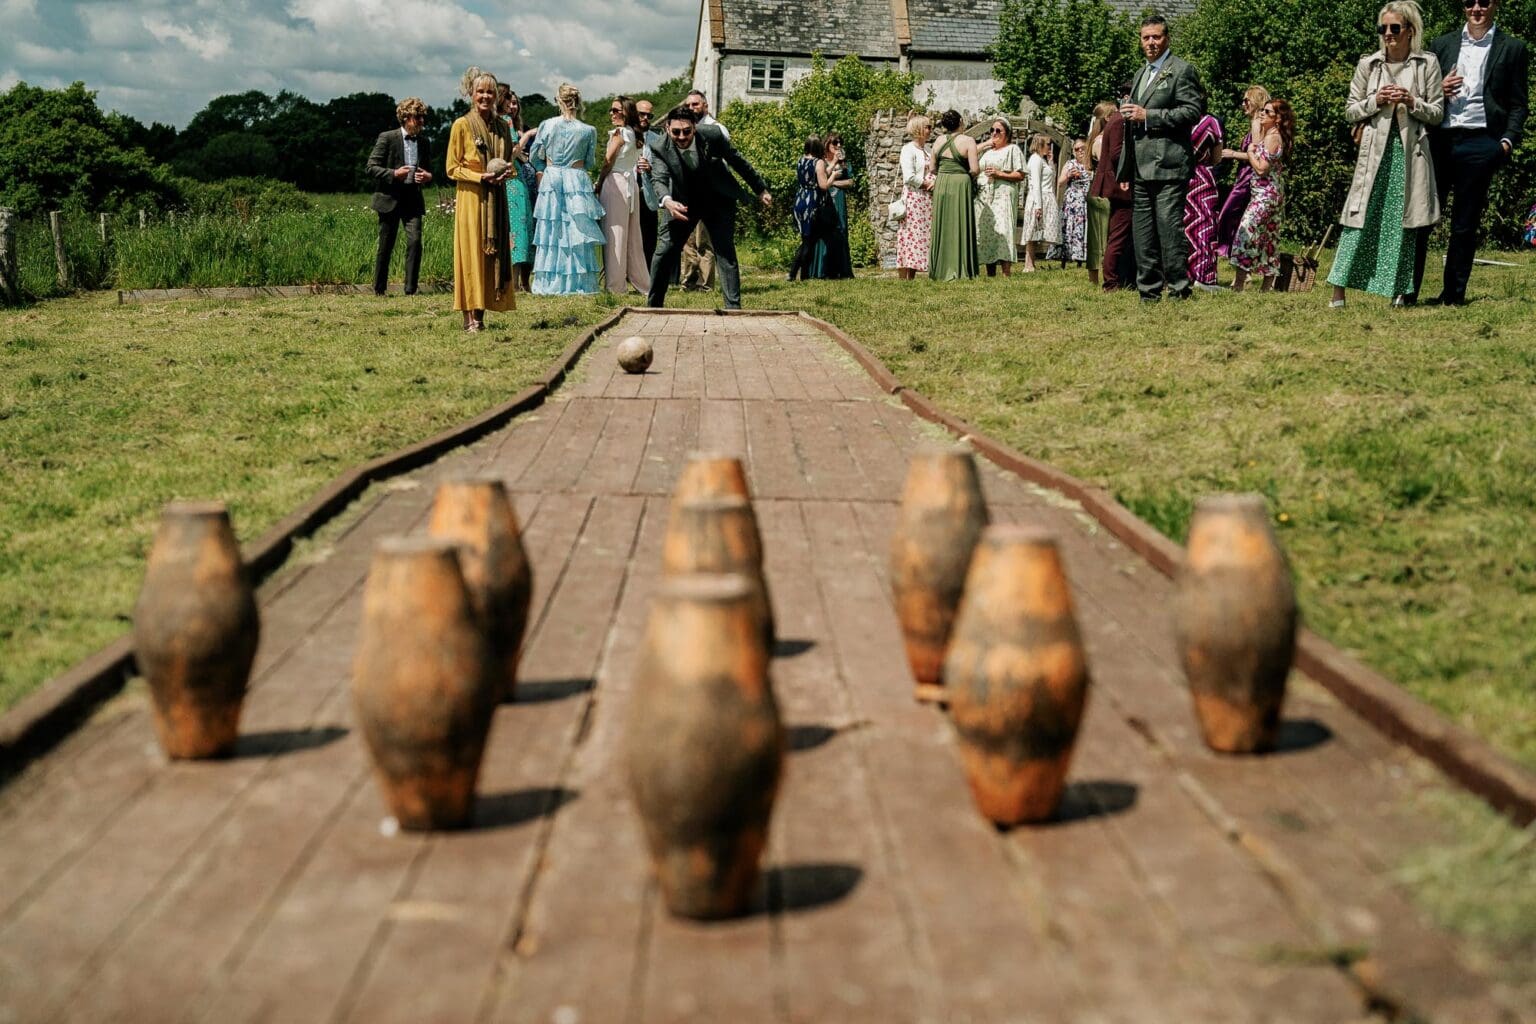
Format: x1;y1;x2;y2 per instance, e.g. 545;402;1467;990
759;191;773;208
663;198;690;221
1119;103;1147;123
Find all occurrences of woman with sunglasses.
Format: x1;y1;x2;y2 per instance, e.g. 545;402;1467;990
1327;0;1443;308
497;85;537;294
529;83;604;295
1215;86;1269;259
595;96;651;295
811;132;855;279
1224;98;1296;292
975;120;1026;276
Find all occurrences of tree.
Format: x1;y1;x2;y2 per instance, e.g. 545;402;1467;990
0;81;180;214
992;0;1140;129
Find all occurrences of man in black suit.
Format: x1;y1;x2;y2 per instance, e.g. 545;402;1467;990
1117;14;1206;302
1412;0;1528;305
365;97;434;296
646;105;772;309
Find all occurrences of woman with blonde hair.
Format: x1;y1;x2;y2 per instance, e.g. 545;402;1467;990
975;119;1026;276
896;114;934;280
1326;0;1442;307
1215;85;1270;258
1020;134;1061;273
529;83;604;294
594;95;650;295
1085;100;1116;286
447;70;516;331
1226;98;1296;291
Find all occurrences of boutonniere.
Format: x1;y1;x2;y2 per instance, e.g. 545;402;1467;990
1153;68;1172;88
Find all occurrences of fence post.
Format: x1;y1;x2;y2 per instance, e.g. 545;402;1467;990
139;208;147;230
50;210;69;290
99;212;108;245
0;208;18;303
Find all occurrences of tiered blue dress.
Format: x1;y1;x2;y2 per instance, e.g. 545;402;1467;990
530;117;603;295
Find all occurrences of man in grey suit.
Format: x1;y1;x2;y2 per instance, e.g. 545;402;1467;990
1411;0;1528;305
365;97;434;296
646;105;772;309
1117;14;1206;302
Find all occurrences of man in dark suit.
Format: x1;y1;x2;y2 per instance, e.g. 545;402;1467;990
1412;0;1528;305
365;97;434;296
634;99;660;265
647;105;772;309
1091;81;1136;291
1117;14;1206;302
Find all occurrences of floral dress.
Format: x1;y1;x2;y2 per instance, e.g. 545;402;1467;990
896;141;932;271
975;143;1024;265
1229;144;1285;278
1061;158;1090;262
1022;153;1061;245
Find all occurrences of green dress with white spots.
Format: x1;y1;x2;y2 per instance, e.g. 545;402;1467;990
1328;134;1415;298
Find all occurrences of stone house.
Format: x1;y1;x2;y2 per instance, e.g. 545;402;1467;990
691;0;1197;115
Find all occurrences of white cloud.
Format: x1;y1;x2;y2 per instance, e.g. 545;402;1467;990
0;0;696;125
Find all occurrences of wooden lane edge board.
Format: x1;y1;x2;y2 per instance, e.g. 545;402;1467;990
787;310;1536;829
0;308;630;776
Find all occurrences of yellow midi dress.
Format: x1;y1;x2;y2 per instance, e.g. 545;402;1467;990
448;116;517;312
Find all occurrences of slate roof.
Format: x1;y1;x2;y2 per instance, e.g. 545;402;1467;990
712;0;1198;60
718;0;899;59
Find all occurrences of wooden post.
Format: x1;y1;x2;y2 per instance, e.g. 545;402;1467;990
0;207;18;303
50;210;69;290
99;212;108;245
139;208;147;230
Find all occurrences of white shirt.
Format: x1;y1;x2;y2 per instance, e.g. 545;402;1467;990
1445;23;1496;130
609;126;641;174
900;141;929;190
402;130;420;170
700;113;730;141
1136;51;1172;102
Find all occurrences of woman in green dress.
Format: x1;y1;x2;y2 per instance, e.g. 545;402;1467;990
1327;0;1443;308
811;132;855;279
928;109;980;281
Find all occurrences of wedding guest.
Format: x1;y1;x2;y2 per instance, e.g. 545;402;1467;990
497;85;536;293
812;132;855;279
789;135;831;281
1226;98;1296;292
447;72;515;331
1185;113;1224;288
1021;134;1062;273
1059;137;1092;267
678;90;725;291
1329;1;1444;307
595;95;650;294
366;96;433;296
634;99;659;264
1085;100;1118;287
896;115;935;280
928;109;980;281
976;119;1026;276
529;84;604;295
1091;86;1136;291
1216;86;1269;258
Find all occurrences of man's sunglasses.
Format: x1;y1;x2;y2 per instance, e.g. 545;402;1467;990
1377;22;1405;34
669;127;695;138
1464;0;1491;8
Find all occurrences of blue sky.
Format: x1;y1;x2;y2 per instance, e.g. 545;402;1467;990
0;0;699;127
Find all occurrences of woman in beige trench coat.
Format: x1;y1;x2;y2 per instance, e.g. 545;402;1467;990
1327;0;1443;308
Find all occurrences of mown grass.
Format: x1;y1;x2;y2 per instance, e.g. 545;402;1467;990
0;290;617;709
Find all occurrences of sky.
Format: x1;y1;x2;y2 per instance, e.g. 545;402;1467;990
0;0;700;127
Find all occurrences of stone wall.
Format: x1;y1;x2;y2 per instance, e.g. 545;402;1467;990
864;107;1069;269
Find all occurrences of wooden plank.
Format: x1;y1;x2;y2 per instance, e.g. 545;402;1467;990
631;400;701;497
785;400;869;502
830;399;909;501
515;398;613;494
636;333;679;401
742;401;811;501
698;398;747;458
579;398;654;497
702;326;741;400
756;498;936;1022
751;331;810;401
669;331;704;399
727;331;776;400
486;401;573;487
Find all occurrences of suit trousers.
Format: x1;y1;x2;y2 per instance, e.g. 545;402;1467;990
639;201;657;266
1102;199;1135;291
680;221;716;288
1132;178;1191;299
649;206;741;308
374;205;423;295
1412;129;1505;302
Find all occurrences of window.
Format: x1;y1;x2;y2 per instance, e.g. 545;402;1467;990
749;58;786;93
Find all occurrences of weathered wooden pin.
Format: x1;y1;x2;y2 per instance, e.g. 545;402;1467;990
352;537;497;830
1173;494;1297;754
427;476;532;702
132;501;260;759
890;443;989;704
672;451;752;510
946;526;1090;826
625;573;784;920
662;495;775;647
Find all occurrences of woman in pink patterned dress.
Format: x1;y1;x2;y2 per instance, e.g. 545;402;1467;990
1184;114;1224;287
1226;99;1294;292
896;115;934;279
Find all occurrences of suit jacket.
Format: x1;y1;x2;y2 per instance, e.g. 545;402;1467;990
1428;27;1529;148
1117;54;1206;183
367;128;431;215
1090;110;1132;202
649;123;768;225
638;128;664;212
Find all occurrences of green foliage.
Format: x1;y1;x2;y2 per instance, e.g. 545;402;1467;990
0;82;182;216
993;0;1141;128
1181;0;1536;245
722;54;923;239
179;178;314;218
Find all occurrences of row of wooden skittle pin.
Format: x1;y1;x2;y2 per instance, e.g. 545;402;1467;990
889;443;1298;829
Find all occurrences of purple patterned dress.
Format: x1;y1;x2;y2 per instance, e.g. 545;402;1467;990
1216;131;1255;258
1184;115;1223;285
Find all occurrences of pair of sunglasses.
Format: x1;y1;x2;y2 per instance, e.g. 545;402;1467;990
1464;0;1491;8
1377;22;1407;34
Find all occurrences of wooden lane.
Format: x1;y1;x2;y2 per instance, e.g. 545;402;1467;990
0;310;1521;1023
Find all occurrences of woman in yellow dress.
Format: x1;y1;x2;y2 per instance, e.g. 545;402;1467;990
448;71;517;332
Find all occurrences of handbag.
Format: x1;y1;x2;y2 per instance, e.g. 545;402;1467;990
1275;224;1333;293
887;197;907;223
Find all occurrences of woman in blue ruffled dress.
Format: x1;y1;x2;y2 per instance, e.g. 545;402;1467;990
530;84;603;295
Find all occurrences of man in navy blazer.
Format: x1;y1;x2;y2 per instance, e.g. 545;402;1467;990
365;97;434;296
1412;0;1528;305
